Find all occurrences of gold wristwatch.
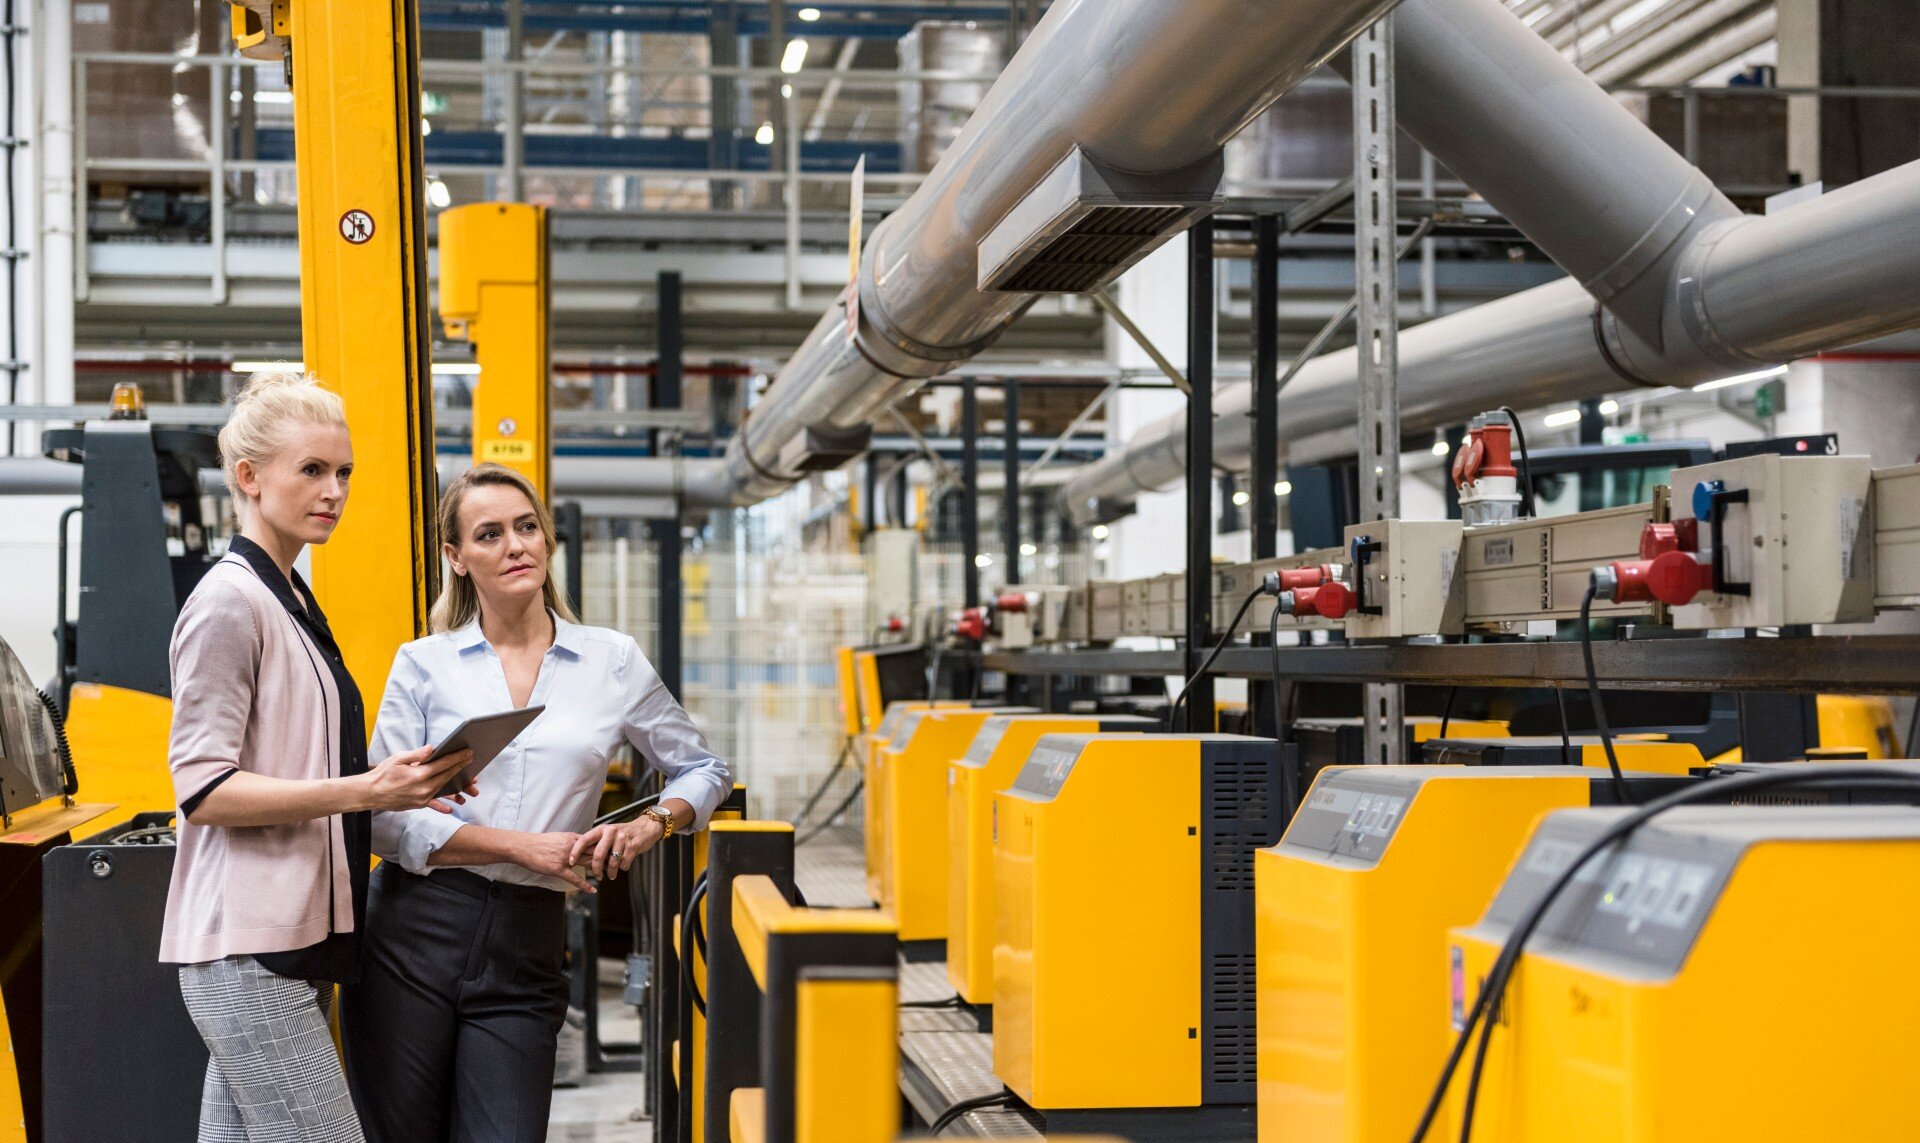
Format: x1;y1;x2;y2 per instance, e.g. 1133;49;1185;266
642;804;677;839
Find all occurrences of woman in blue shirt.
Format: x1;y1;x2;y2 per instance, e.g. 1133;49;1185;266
340;463;730;1143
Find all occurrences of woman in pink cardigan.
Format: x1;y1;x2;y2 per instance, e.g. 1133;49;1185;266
160;372;476;1143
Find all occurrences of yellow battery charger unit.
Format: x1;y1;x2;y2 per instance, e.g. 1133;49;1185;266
1448;802;1920;1142
994;733;1290;1137
946;713;1160;1006
1423;734;1704;776
1254;764;1688;1143
860;700;968;902
872;705;1034;943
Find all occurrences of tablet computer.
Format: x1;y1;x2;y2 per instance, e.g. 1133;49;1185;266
426;705;545;798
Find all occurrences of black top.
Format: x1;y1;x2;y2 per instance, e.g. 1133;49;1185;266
217;534;371;984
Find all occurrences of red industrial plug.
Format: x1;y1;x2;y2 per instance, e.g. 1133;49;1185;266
995;592;1031;613
955;608;988;642
1596;520;1711;606
1279;581;1356;620
1276;565;1337;591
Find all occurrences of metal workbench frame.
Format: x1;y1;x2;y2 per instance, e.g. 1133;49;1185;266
983;635;1920;696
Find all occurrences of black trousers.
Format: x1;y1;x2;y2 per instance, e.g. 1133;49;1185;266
340;864;569;1143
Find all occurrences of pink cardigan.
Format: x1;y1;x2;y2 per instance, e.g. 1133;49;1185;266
159;555;355;964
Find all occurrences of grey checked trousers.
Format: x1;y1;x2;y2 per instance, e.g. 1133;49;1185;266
178;955;365;1143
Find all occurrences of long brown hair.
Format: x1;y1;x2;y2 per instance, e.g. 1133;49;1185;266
429;463;581;633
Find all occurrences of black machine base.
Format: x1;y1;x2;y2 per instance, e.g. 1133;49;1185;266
1029;1100;1255;1142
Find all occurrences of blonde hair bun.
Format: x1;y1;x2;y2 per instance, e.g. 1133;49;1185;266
218;371;348;502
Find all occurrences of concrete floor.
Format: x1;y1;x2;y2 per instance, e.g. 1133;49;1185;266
547;970;651;1142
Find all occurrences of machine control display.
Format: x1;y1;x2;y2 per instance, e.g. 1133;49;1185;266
1280;771;1424;866
961;718;1014;768
875;704;913;741
1478;811;1749;977
895;711;929;746
1009;733;1100;799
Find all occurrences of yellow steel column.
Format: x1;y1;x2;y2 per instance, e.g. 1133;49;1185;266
286;0;438;707
438;202;552;497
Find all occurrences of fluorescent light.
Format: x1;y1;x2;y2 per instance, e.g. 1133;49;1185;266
798;6;822;20
1694;364;1790;393
974;553;993;568
1091;524;1110;540
425;177;452;209
1019;542;1037;557
754;121;775;145
431;363;480;376
1274;480;1292;497
1431;438;1450;457
1542;409;1583;428
255;90;294;105
1231;490;1250;506
1598;399;1620;415
231;360;304;373
780;82;793;98
780;38;809;73
421;117;432;137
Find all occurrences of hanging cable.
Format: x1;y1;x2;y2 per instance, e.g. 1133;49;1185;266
1554;687;1574;766
1438;686;1458;738
1577;584;1633;806
1408;764;1920;1143
790;738;853;827
679;873;710;1016
1167;582;1274;732
1497;406;1537;519
796;777;863;847
1269;604;1301;821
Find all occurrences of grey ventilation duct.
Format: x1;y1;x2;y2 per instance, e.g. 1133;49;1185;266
661;0;1402;509
1058;0;1920;524
977;148;1223;293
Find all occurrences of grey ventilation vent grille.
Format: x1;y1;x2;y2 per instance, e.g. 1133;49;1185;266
978;147;1222;294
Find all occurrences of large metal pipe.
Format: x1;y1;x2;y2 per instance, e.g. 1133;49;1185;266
1059;0;1920;523
696;0;1399;508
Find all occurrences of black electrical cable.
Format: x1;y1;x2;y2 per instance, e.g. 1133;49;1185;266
796;776;863;847
679;874;710;1017
928;1089;1017;1134
1554;687;1574;766
37;689;76;796
1269;605;1302;821
1577;584;1634;806
899;995;968;1009
1167;584;1270;733
1438;686;1458;738
1497;406;1537;519
791;738;853;827
1906;699;1919;759
1408;764;1920;1143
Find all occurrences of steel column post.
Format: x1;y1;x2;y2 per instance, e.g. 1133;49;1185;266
1185;220;1216;733
1251;213;1281;561
1352;18;1404;763
653;270;684;699
1002;380;1021;584
961;378;981;608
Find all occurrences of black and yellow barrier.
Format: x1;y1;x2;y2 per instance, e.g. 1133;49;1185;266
701;822;898;1143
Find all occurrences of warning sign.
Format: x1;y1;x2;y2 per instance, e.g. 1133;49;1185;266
339;210;376;245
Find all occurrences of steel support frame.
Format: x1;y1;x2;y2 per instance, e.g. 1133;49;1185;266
652;270;685;698
961;378;981;608
1352;18;1404;764
1184;220;1216;733
1002;380;1021;584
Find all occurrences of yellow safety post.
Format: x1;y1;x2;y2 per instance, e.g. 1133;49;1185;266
438;202;552;497
279;0;439;704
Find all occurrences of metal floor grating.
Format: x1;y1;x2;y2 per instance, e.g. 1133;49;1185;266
792;833;872;909
900;1028;1042;1139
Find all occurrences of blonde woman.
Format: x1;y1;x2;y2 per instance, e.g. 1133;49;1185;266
341;463;730;1143
160;372;476;1143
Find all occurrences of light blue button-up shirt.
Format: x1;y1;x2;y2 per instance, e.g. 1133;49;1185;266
370;613;731;889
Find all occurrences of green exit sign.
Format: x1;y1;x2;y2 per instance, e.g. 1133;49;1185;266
422;92;450;116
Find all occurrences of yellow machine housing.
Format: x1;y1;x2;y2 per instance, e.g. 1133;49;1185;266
872;705;1033;942
860;700;968;902
945;712;1160;1005
438;201;552;497
1253;764;1687;1143
994;733;1285;1131
1423;734;1705;776
1448;802;1920;1141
